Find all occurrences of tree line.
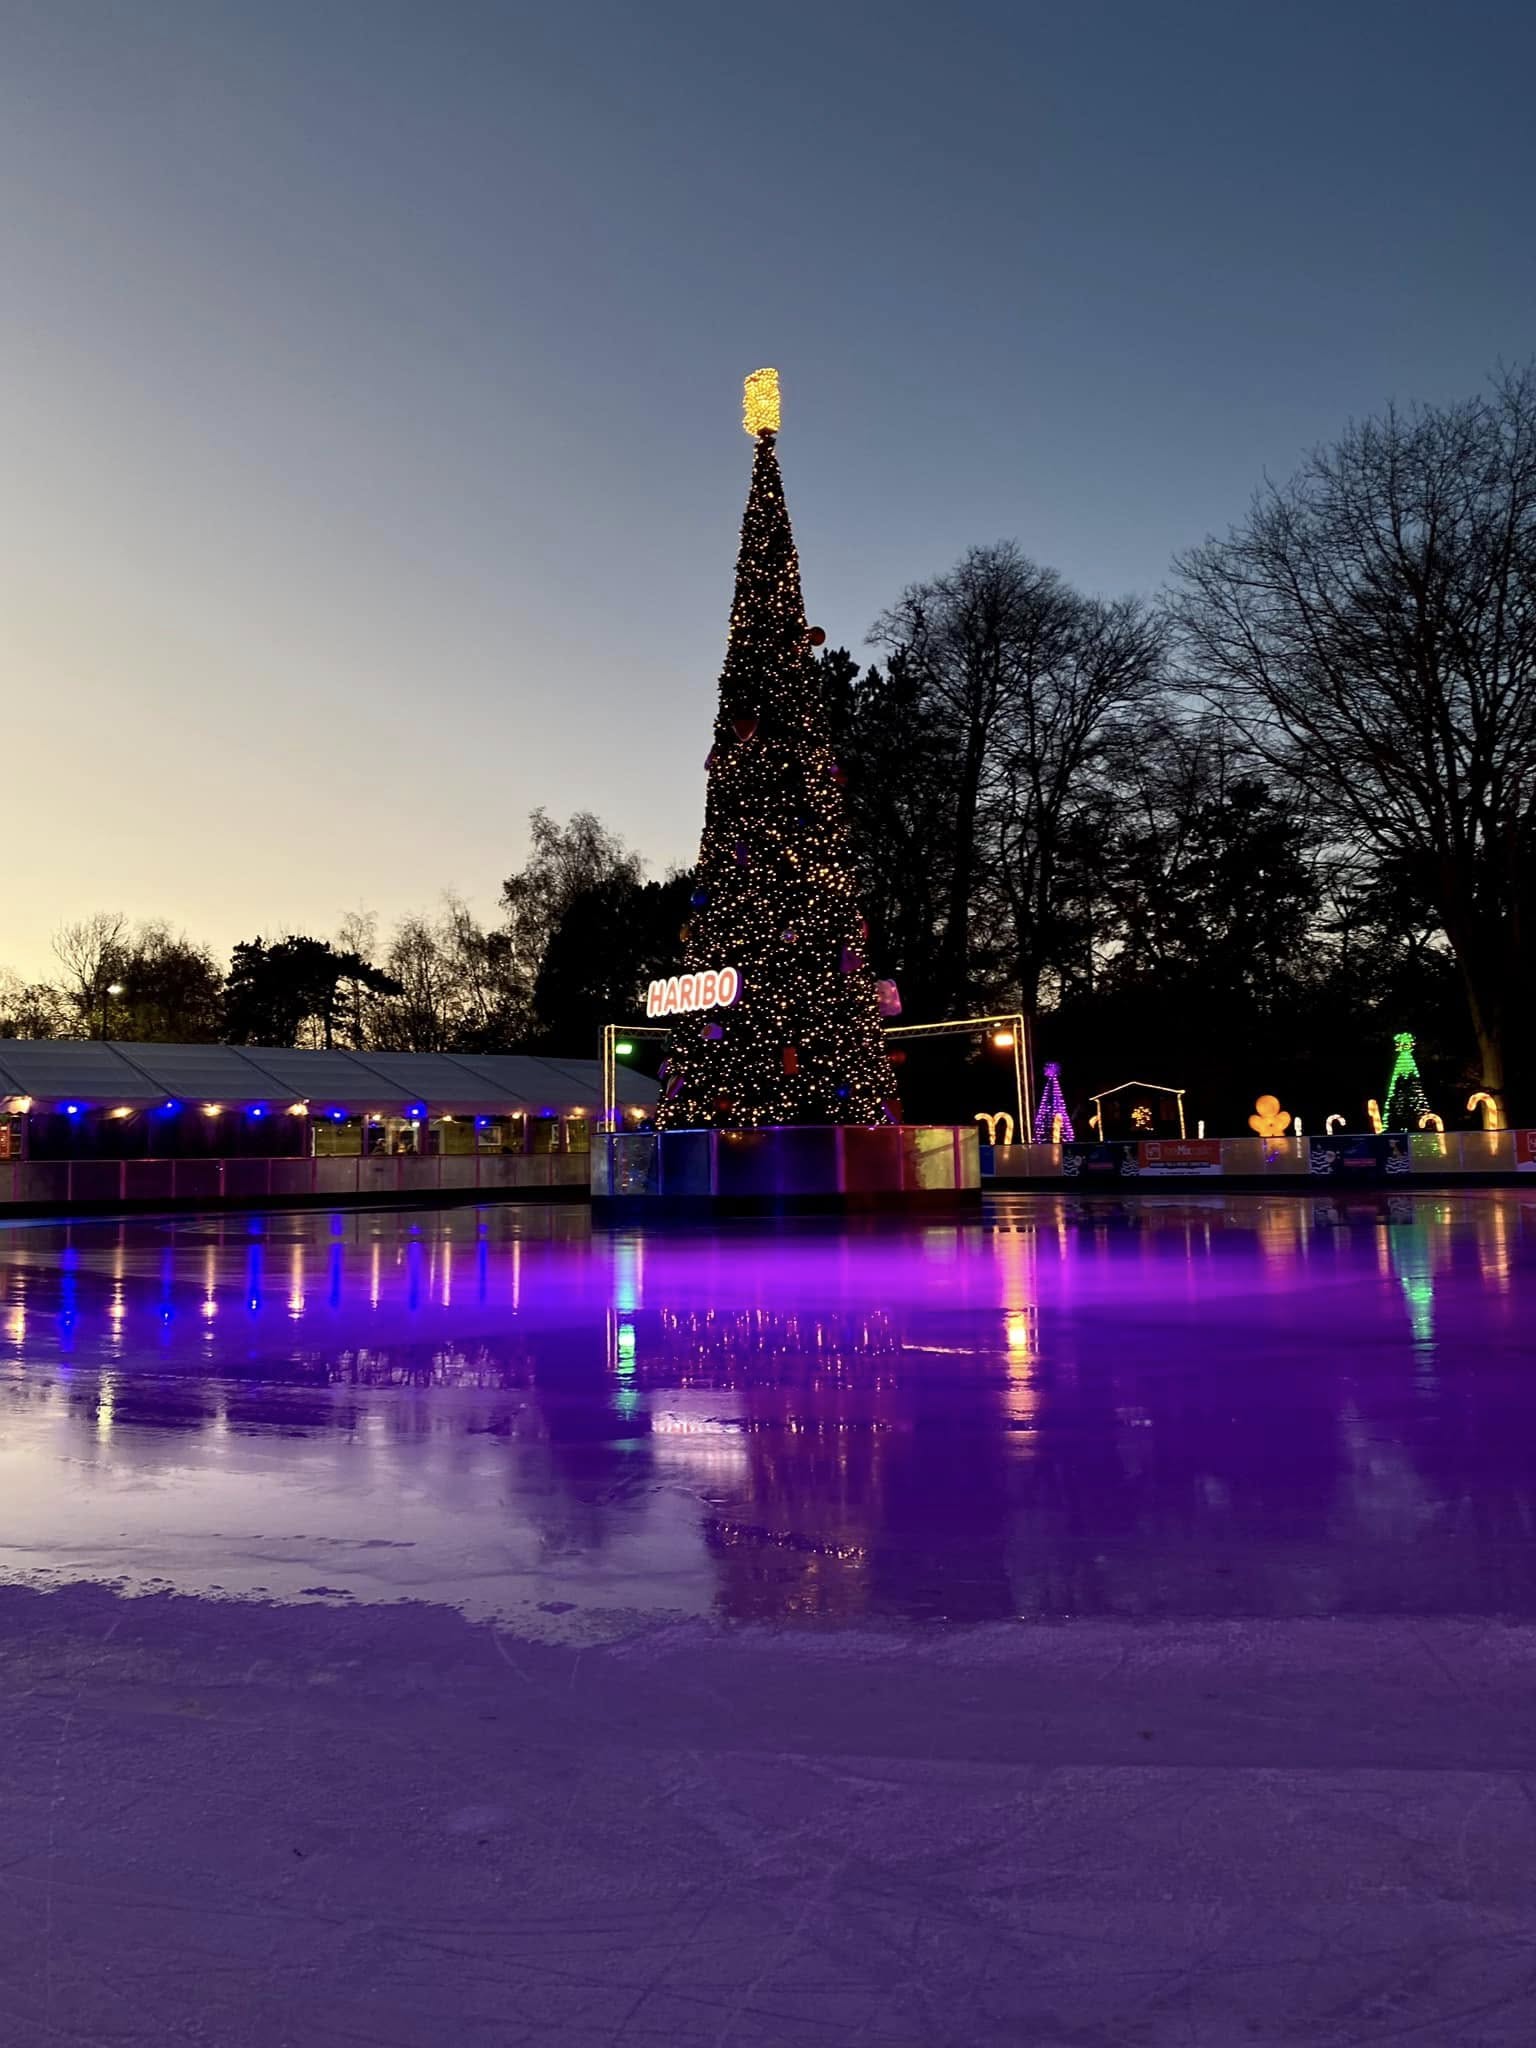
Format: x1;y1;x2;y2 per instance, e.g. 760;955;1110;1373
829;365;1535;1129
3;366;1532;1128
0;811;692;1060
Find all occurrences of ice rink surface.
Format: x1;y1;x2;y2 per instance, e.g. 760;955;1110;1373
2;1192;1534;2044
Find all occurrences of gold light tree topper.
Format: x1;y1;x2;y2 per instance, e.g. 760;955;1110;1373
742;367;781;438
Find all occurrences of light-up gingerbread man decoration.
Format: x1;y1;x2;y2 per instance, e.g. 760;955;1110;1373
1247;1093;1290;1137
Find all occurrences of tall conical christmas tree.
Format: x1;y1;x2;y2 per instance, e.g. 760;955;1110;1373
655;371;894;1130
1383;1030;1432;1129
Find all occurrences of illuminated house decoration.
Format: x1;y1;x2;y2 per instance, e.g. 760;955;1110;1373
1087;1079;1187;1140
1383;1031;1432;1130
1032;1062;1074;1144
655;370;892;1129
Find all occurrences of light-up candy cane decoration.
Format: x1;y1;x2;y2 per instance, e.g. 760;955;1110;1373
1419;1112;1444;1133
1325;1114;1346;1135
1467;1090;1503;1129
1366;1099;1384;1134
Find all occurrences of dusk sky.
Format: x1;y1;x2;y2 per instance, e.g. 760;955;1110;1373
4;0;1533;980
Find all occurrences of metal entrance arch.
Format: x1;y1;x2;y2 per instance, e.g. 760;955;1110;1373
600;1012;1031;1139
884;1012;1031;1147
600;1022;669;1132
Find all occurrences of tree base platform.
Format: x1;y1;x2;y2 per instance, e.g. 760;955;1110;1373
591;1124;981;1217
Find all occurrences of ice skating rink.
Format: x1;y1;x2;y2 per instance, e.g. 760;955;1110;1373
2;1194;1534;2045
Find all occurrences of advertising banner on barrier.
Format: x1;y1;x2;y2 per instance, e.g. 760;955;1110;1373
1516;1130;1536;1172
1138;1139;1222;1176
1062;1141;1135;1178
1308;1133;1411;1178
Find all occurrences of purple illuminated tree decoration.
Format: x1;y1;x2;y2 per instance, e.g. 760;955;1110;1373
1032;1061;1074;1144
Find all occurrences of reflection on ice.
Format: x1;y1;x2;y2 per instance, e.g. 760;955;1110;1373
1;1192;1534;1627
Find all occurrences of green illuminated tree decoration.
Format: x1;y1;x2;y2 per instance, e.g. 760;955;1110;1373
656;371;893;1129
1383;1030;1432;1129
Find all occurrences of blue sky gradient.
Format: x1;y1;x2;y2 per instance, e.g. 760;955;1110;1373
3;0;1533;975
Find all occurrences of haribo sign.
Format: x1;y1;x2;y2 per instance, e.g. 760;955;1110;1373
646;967;742;1018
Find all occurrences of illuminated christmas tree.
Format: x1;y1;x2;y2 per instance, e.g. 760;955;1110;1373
655;371;894;1129
1383;1030;1432;1128
1032;1061;1074;1143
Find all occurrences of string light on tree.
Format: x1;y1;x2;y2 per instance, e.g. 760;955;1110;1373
655;371;892;1130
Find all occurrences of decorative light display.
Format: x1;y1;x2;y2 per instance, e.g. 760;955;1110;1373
656;373;892;1130
1383;1030;1432;1130
1467;1089;1503;1129
1247;1093;1290;1137
1032;1062;1074;1144
741;366;781;438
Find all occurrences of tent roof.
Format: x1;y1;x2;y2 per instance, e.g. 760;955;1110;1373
1088;1079;1186;1100
0;1040;657;1114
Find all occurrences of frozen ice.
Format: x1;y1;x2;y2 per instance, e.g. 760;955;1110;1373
1;1192;1535;2042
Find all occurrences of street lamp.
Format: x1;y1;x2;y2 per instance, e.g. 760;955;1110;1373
101;982;125;1037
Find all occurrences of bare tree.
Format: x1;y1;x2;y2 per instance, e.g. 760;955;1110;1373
1171;366;1536;1122
501;810;643;992
0;969;73;1040
113;922;224;1041
52;912;129;1037
990;593;1164;1013
334;910;381;1048
872;545;1162;1015
872;545;1052;1010
380;914;459;1051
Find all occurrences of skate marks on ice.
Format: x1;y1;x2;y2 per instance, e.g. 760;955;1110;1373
2;1584;1536;2045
